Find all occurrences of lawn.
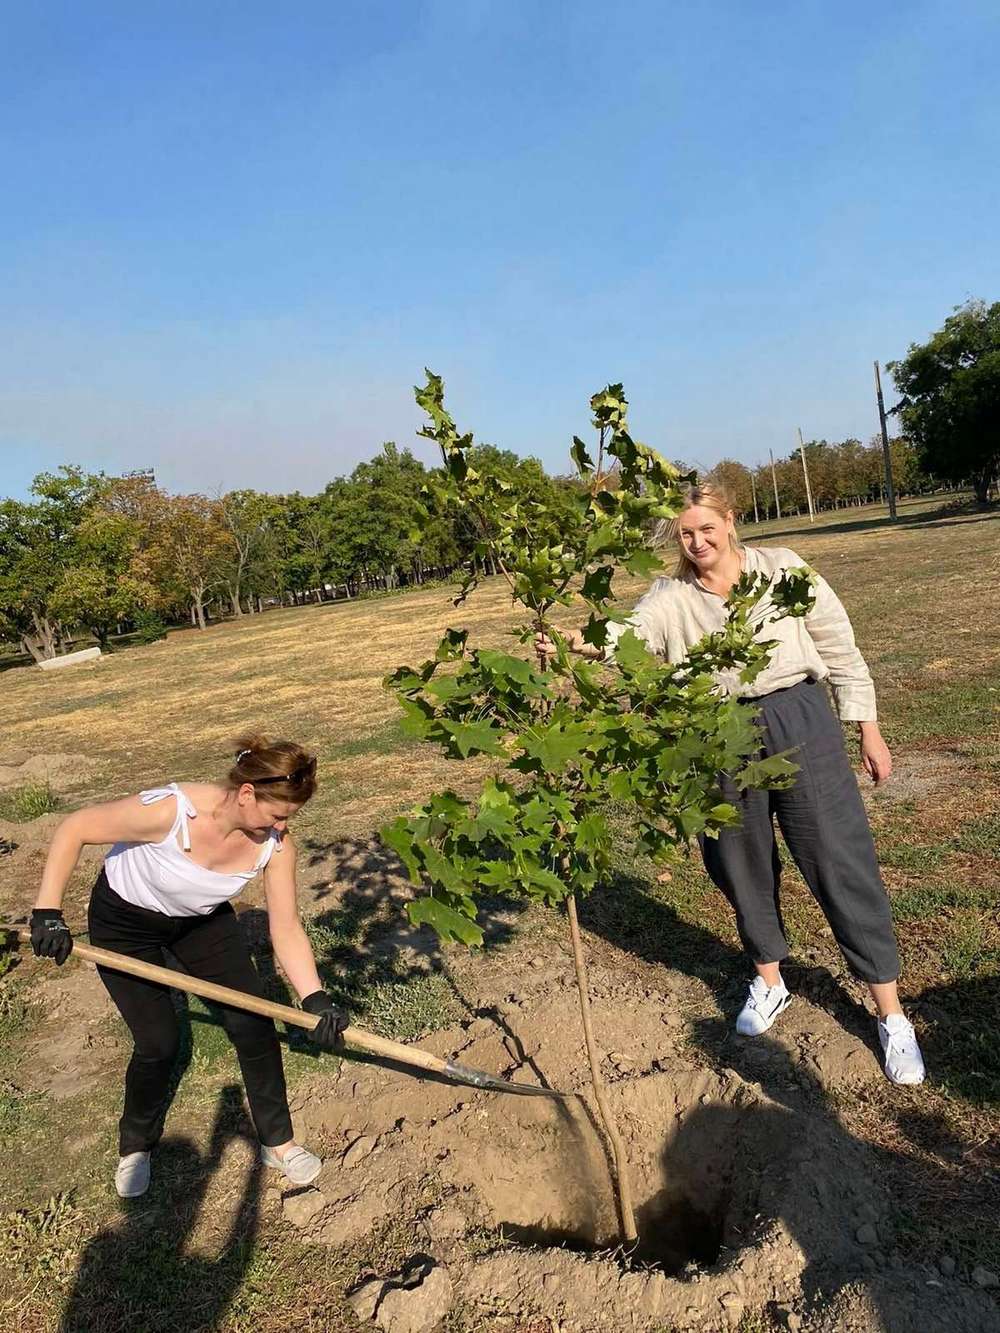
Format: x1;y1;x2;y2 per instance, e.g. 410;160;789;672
0;492;997;1331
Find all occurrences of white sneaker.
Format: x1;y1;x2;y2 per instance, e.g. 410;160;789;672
736;976;792;1036
115;1151;151;1198
878;1013;926;1086
261;1143;322;1186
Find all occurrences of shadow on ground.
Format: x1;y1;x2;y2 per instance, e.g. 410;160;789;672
58;1085;261;1333
579;868;1000;1327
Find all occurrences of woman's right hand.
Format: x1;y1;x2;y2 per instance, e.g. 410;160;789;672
534;628;589;660
30;908;73;965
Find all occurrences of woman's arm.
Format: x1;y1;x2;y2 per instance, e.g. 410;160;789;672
790;552;892;784
261;835;325;1002
35;797;176;911
537;579;673;661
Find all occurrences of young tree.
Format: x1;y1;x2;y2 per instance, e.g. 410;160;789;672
888;299;1000;503
381;373;814;1244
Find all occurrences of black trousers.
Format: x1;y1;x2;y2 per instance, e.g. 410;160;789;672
700;679;901;984
88;869;293;1154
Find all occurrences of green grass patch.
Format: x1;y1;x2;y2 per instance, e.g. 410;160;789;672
0;780;60;821
890;883;995;921
357;972;461;1041
326;716;414;760
951;813;1000;856
940;914;1000;980
889;679;1000;744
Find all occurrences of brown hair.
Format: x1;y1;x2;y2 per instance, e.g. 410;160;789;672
227;733;318;803
652;482;741;579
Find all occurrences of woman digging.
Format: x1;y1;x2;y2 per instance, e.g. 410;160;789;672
538;483;925;1086
29;736;348;1197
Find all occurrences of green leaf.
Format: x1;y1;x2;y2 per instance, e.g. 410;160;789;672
737;753;799;790
407;896;483;947
380;817;423;884
574;812;610;854
570;436;594;475
609;628;655;670
581;613;609;650
436;627;469;661
623;547;663;579
477;649;535;685
581;565;614;604
442;719;506;758
519;721;591;774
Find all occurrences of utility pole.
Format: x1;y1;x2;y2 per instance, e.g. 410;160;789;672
769;449;782;519
797;427;815;522
750;467;760;524
873;361;898;520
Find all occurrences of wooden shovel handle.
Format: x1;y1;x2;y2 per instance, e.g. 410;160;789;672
1;924;451;1078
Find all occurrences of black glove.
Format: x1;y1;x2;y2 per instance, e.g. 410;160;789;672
30;908;73;966
301;990;348;1052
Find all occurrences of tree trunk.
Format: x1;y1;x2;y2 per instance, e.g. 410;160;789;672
20;633;46;665
29;611;59;660
230;586;243;617
565;894;638;1245
193;598;206;631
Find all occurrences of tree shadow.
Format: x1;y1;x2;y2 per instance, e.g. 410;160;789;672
240;835;525;1022
578;868;1000;1326
660;1034;1000;1332
751;497;998;543
914;972;1000;1108
59;1084;262;1333
579;866;878;1055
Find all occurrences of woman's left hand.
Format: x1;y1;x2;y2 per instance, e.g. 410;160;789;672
859;724;892;784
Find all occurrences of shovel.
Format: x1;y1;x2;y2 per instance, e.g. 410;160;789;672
1;923;567;1099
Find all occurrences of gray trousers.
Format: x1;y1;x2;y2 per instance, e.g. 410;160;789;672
701;679;900;984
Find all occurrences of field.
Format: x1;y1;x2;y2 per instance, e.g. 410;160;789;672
1;494;998;1333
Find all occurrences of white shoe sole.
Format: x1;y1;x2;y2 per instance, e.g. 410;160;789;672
736;991;791;1037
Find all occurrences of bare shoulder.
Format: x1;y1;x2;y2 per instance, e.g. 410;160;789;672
177;782;228;814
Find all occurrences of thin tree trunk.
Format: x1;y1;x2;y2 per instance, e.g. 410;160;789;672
565;894;638;1245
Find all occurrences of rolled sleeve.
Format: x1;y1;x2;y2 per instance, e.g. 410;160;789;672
603;580;671;660
804;571;877;722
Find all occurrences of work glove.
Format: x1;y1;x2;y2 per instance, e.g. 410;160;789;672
301;990;348;1052
30;908;74;966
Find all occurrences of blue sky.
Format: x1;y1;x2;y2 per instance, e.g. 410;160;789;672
2;0;997;500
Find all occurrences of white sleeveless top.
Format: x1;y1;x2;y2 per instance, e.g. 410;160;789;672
104;784;281;917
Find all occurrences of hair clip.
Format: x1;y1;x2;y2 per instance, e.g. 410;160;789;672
236;749;252;762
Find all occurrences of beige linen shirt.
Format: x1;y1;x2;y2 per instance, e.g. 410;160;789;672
606;544;877;722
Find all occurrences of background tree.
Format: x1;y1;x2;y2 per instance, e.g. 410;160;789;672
888;299;1000;503
0;467;103;660
705;459;753;517
145;494;235;629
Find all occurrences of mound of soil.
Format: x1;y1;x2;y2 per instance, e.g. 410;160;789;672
0;752;100;793
284;973;999;1332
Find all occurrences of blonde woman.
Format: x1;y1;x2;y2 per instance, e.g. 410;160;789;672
30;736;347;1196
539;484;924;1086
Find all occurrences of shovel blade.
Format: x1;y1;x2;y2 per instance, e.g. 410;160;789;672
443;1058;571;1098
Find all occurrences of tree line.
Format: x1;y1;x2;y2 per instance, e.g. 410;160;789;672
2;298;995;662
0;444;578;662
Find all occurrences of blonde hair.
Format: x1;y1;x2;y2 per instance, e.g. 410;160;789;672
227;733;317;803
652;482;741;578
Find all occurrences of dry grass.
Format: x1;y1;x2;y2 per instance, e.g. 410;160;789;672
1;491;998;1327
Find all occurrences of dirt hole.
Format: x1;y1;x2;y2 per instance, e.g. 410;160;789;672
480;1072;783;1276
498;1187;727;1274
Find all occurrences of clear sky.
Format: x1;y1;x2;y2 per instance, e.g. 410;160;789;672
2;0;997;500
